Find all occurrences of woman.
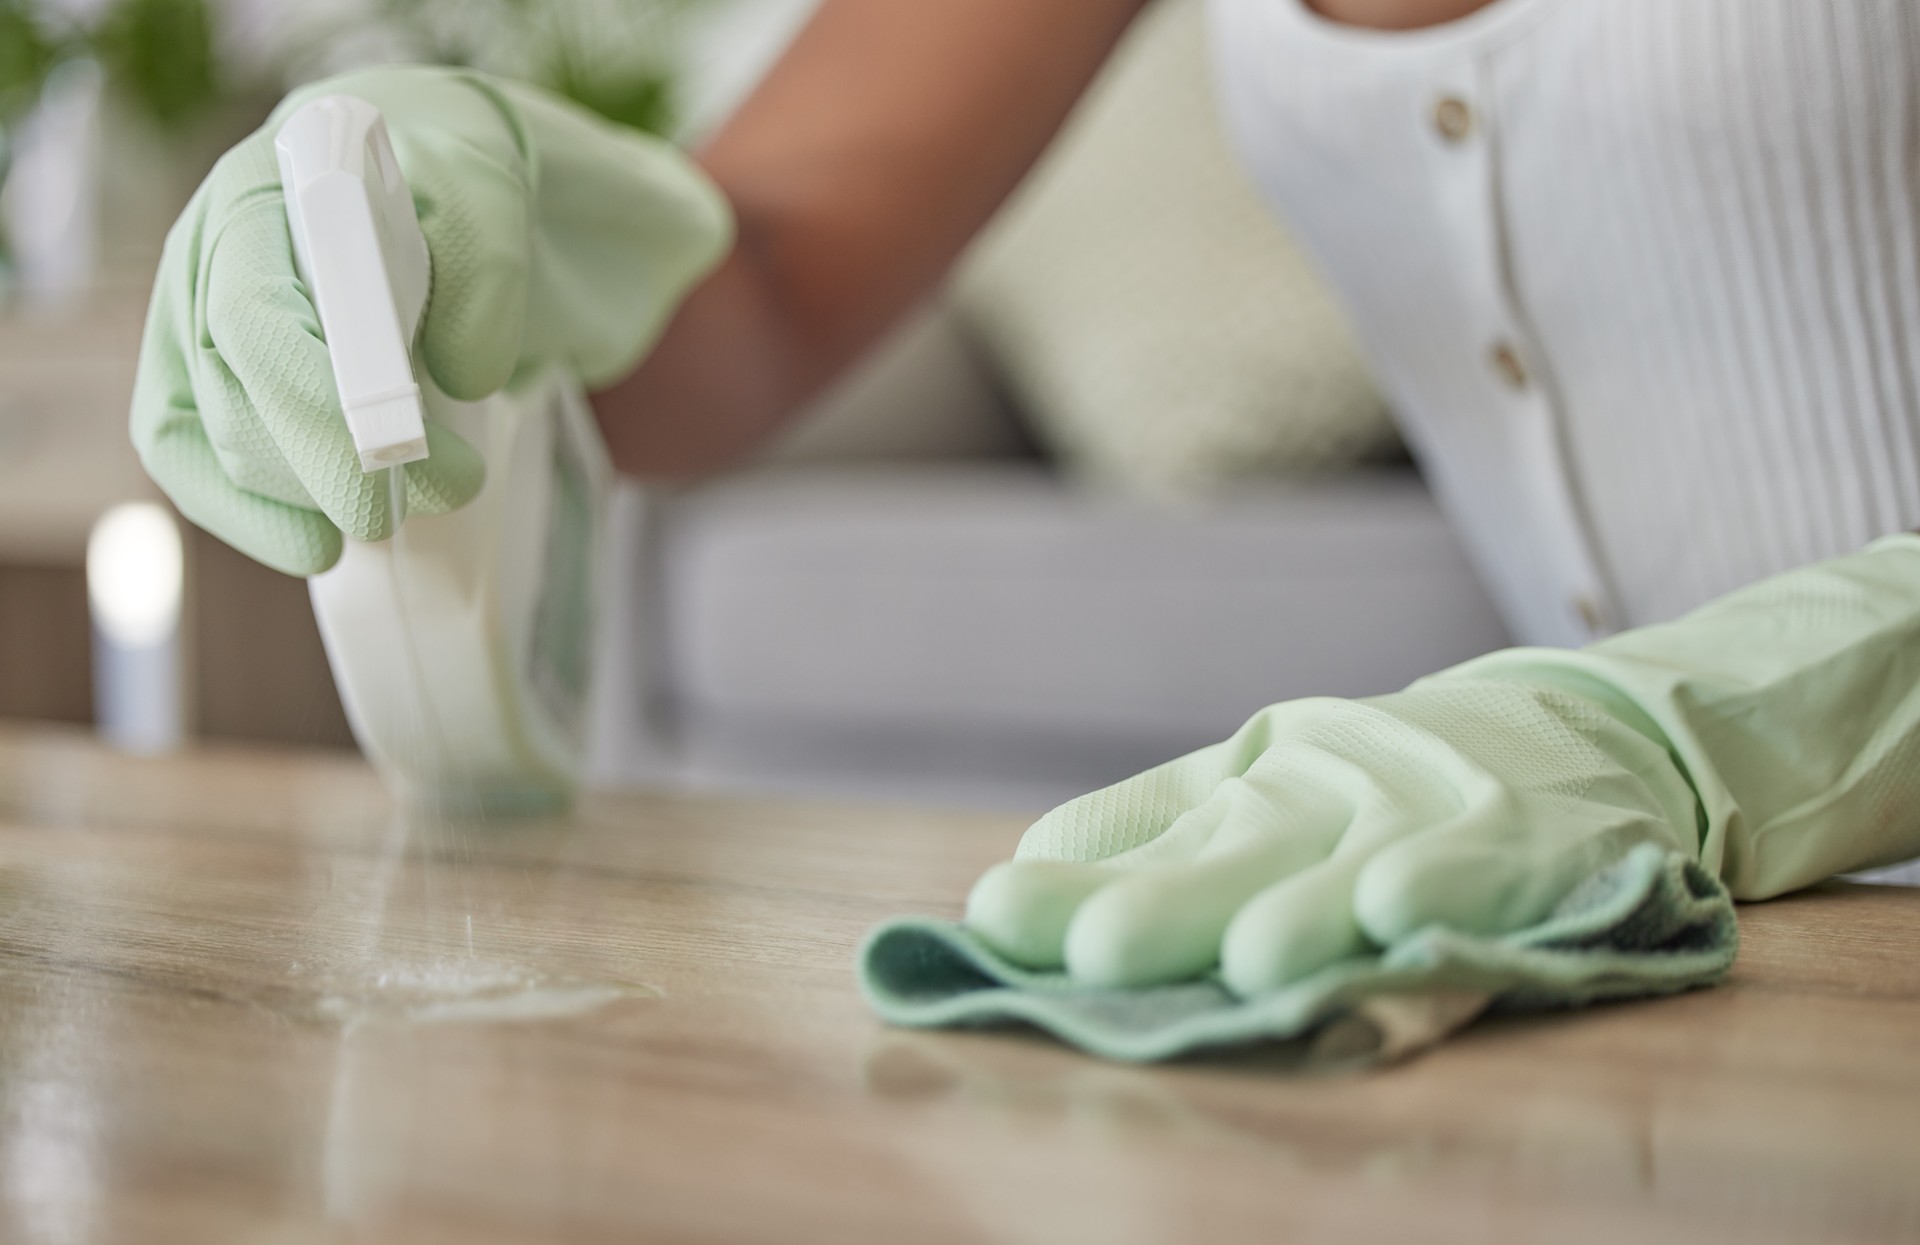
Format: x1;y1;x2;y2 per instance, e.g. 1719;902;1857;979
130;0;1920;1051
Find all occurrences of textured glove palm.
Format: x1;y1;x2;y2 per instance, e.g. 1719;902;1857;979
131;66;731;576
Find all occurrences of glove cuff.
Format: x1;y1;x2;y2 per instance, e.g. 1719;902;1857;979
1431;536;1920;897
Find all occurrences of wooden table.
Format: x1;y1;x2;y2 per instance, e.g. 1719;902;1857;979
0;724;1915;1244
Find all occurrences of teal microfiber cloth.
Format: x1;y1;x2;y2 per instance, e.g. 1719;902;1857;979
858;843;1736;1064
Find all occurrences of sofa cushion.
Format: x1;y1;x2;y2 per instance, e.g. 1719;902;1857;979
654;465;1510;793
951;0;1399;495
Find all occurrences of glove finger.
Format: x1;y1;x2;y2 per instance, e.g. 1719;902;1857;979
405;131;531;401
142;419;343;576
192;338;322;510
988;734;1368;980
973;765;1324;969
1352;807;1653;946
965;860;1121;970
1217;766;1498;995
162;155;316;511
1219;855;1370;997
131;180;336;576
970;791;1233;970
1061;750;1406;989
1062;835;1330;989
1012;708;1302;863
204;197;394;542
404;420;487;517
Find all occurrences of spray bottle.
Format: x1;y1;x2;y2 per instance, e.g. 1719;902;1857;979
275;95;612;814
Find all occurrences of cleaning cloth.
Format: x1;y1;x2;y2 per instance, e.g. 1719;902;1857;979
862;841;1733;1063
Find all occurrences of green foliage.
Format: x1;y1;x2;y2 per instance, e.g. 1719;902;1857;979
354;0;704;137
0;0;220;132
91;0;220;131
0;0;704;139
0;0;59;125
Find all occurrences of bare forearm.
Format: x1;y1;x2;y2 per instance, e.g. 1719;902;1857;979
589;235;796;480
591;0;1150;480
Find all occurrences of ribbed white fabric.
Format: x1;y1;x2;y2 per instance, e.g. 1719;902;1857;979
1208;0;1920;646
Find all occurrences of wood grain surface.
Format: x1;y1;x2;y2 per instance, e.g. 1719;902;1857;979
0;723;1915;1244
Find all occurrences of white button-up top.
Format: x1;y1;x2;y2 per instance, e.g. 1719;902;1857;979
1208;0;1920;646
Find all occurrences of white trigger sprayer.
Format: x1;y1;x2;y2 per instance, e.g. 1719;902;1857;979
276;96;613;814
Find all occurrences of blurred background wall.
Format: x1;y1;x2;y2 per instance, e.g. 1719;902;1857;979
0;0;1511;809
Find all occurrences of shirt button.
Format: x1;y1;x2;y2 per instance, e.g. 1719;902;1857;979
1489;340;1529;390
1572;594;1607;637
1433;96;1473;142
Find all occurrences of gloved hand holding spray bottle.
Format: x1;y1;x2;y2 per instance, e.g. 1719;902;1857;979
129;68;731;811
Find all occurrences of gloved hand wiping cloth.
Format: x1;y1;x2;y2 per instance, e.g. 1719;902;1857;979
859;535;1920;1063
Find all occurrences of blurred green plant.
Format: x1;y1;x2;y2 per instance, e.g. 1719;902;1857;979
0;0;60;126
0;0;708;288
335;0;717;137
0;0;220;133
0;0;222;296
2;0;717;141
91;0;220;132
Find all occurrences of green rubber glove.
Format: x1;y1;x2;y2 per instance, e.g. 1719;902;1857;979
962;533;1920;998
131;66;732;576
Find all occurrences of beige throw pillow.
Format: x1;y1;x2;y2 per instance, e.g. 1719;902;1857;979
951;0;1398;493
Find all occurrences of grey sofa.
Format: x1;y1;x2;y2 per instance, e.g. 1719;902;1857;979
587;307;1511;810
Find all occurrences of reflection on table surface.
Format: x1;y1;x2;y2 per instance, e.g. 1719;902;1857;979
0;723;1915;1244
